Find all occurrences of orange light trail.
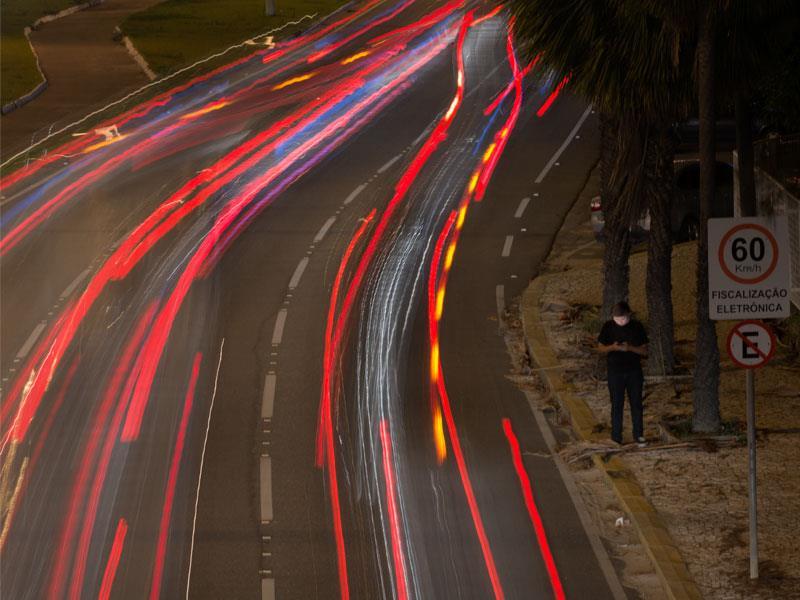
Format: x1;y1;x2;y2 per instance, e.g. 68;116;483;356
180;100;229;120
272;72;318;90
433;405;447;463
341;50;371;65
81;134;127;154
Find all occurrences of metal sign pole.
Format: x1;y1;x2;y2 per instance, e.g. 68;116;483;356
746;368;758;579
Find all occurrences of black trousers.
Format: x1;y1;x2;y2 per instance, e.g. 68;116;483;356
607;370;644;442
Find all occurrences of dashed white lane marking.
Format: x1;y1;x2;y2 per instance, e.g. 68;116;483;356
260;455;273;523
16;322;47;360
514;197;530;219
60;268;90;300
412;128;430;146
343;183;367;205
534;105;593;184
271;309;287;345
501;235;514;258
313;216;336;243
262;373;276;420
496;285;505;326
288;258;308;290
377;154;401;174
262;577;276;600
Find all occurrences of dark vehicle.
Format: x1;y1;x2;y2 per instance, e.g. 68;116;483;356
591;159;734;241
672;118;768;152
671;160;734;240
673;118;737;152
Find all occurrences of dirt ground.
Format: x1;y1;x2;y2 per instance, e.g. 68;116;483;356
525;189;800;598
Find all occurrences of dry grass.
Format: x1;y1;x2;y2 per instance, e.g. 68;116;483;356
537;236;800;599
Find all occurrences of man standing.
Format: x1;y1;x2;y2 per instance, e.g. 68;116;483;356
598;301;649;445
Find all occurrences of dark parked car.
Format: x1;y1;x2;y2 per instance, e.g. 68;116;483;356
591;159;734;241
672;118;767;152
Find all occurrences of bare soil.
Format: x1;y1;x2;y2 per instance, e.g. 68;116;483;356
526;190;800;598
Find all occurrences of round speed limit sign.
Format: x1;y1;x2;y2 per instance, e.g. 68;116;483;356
718;223;779;285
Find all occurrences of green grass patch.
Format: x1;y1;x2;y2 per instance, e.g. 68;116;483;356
121;0;347;75
1;0;81;105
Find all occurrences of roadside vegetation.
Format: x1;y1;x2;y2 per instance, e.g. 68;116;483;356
120;0;347;76
1;0;79;105
510;0;799;433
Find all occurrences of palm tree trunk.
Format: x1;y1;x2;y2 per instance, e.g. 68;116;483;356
600;112;631;319
645;127;675;375
693;0;721;432
735;91;757;217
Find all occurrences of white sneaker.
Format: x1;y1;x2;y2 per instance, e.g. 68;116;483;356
636;437;647;447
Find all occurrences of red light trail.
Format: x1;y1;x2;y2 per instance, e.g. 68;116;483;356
501;418;566;600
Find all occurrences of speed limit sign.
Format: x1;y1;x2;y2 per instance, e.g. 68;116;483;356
709;217;791;320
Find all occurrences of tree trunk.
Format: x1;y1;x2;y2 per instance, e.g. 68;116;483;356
600;112;630;319
693;0;721;432
644;127;675;376
735;91;757;217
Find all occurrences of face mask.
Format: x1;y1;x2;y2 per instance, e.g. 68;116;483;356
613;315;630;326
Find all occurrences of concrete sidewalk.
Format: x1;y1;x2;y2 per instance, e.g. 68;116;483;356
1;0;161;158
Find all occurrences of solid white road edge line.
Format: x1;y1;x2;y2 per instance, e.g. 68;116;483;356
343;183;367;205
271;309;288;345
260;455;273;523
534;105;593;184
16;322;47;360
262;372;276;420
501;235;514;258
514;197;531;219
288;258;309;290
185;337;225;600
313;216;336;243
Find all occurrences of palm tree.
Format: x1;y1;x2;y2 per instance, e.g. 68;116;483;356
693;0;721;432
509;0;694;375
643;0;793;431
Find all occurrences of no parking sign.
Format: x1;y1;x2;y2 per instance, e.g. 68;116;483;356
726;320;776;369
708;217;791;320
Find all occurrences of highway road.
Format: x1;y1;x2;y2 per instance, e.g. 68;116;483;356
0;1;617;598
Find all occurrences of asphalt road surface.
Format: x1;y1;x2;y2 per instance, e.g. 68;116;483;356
0;1;617;598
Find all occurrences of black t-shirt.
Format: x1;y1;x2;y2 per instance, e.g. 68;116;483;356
598;319;648;373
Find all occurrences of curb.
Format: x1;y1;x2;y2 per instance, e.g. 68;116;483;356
521;279;703;600
2;0;106;115
120;33;157;81
1;28;48;115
